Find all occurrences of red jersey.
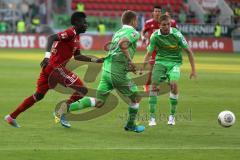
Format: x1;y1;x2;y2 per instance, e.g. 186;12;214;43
49;27;80;67
143;19;160;41
143;18;177;42
170;19;177;28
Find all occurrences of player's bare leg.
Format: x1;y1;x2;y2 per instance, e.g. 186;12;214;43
54;91;86;123
144;64;153;92
57;80;88;128
5;92;46;128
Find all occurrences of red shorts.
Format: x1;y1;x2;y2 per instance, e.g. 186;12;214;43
149;50;157;65
36;65;84;94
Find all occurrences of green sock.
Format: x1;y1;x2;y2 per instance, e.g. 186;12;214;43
126;104;139;127
69;97;96;111
149;95;157;118
169;98;178;115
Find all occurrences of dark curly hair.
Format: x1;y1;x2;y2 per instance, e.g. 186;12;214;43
71;12;86;25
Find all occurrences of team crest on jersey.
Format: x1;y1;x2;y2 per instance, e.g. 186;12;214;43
73;29;76;35
52;48;57;54
80;35;93;50
132;32;136;38
60;32;68;39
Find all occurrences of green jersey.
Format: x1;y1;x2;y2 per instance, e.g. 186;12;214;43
147;27;188;64
103;25;140;75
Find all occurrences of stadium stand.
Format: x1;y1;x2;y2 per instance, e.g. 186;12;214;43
226;0;240;25
71;0;187;20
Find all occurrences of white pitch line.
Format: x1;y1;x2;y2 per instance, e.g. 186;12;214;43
0;147;240;151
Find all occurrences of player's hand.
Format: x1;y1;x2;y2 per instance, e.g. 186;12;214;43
141;37;147;46
95;57;105;63
129;62;137;74
189;71;197;80
139;68;144;75
91;57;105;63
40;58;49;69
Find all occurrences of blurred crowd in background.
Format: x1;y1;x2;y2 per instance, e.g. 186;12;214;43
0;0;47;33
0;0;239;36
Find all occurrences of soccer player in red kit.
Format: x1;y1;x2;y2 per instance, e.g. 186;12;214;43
141;6;177;92
4;12;103;128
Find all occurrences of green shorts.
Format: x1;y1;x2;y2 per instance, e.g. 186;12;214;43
152;61;181;85
96;71;139;102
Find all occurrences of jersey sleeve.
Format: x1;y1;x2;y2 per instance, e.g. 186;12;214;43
147;34;156;53
176;31;188;49
142;22;150;33
57;27;77;41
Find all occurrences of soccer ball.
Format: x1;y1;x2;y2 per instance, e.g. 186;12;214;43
218;111;236;127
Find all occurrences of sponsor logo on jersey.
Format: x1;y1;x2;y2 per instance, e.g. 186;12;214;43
132;32;136;38
72;28;76;35
162;45;178;50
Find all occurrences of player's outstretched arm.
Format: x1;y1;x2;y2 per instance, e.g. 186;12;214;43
119;38;132;61
74;51;104;63
141;28;148;46
184;48;197;79
140;33;155;74
46;34;60;52
40;34;60;69
141;51;152;74
119;38;137;74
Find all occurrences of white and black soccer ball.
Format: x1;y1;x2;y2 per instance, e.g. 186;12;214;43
218;111;236;127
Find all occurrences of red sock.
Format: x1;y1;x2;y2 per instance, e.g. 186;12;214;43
10;95;36;119
66;92;83;105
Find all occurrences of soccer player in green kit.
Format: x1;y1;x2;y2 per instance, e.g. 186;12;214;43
142;14;197;126
58;10;145;133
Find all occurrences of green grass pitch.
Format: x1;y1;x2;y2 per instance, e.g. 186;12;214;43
0;48;240;159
